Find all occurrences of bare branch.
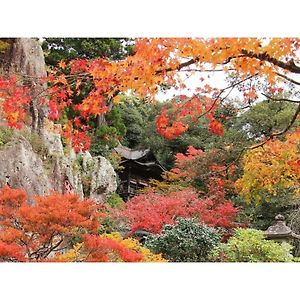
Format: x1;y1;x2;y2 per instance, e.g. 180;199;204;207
262;93;300;103
179;68;234;73
276;72;300;86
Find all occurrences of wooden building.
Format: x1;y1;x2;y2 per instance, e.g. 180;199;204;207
114;145;166;201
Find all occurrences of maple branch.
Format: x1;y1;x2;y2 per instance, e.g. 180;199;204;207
262;93;300;103
207;99;300;179
222;74;258;92
156;58;200;75
28;232;64;260
191;74;258;121
43;237;64;259
241;50;300;74
221;55;245;65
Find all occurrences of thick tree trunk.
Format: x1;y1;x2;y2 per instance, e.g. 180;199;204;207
0;38;48;136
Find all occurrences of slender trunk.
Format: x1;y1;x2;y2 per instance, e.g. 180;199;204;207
96;100;114;127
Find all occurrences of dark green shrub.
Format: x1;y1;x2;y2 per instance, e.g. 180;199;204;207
145;218;220;262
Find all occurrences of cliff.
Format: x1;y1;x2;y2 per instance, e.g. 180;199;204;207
0;38;117;202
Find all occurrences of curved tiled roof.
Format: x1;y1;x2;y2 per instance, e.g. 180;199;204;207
114;145;166;171
114;145;150;160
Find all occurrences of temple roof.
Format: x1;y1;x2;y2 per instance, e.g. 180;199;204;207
114;146;151;160
114;145;166;172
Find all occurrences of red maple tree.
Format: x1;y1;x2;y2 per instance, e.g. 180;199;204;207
0;185;101;261
112;188;238;234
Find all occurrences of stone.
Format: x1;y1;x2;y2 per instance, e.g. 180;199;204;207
265;214;293;243
0;129;117;203
80;152;117;203
0;135;52;202
43;130;64;157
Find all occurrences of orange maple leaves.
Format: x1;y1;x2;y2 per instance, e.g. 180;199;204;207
0;185;101;261
2;38;300;151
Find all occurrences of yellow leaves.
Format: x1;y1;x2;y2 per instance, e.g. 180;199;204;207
57;243;84;262
101;232;167;262
236;130;300;204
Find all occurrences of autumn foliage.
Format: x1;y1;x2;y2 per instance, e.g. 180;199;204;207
58;232;166;262
2;38;300;263
110;145;239;235
0;185;168;262
112;188;238;234
236;130;300;203
0;185;101;261
170;145;237;196
2;38;299;151
45;38;300;148
0;76;30;129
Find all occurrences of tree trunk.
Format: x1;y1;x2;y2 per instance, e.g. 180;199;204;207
96;100;114;127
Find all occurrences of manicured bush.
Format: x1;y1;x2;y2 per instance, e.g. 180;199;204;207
145;218;220;262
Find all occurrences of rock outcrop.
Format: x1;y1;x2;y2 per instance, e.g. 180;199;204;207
0;134;52;201
80;152;118;203
0;128;117;202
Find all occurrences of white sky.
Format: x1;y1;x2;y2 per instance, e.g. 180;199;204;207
156;69;232;101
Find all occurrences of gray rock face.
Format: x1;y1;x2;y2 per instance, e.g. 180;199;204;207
43;130;64;157
0;130;117;203
0;135;52;201
80;152;118;203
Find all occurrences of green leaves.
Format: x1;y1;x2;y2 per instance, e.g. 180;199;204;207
145;218;221;262
211;228;294;262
